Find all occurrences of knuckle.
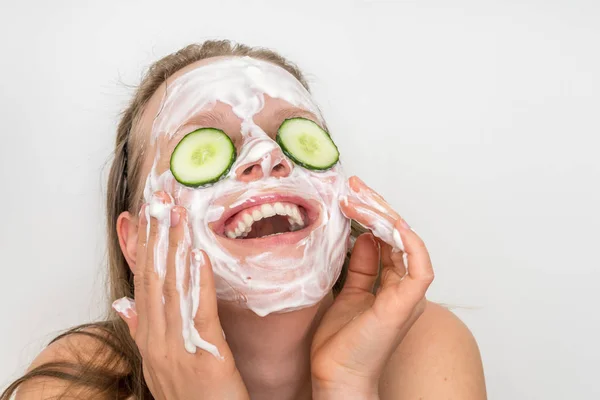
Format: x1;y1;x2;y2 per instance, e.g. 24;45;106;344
414;236;427;251
163;281;179;303
146;346;166;366
193;314;212;332
168;235;180;251
173;357;188;372
163;272;177;289
421;270;435;284
143;271;157;289
134;274;144;290
190;363;206;377
149;219;160;237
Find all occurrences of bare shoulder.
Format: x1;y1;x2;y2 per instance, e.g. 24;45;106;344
379;301;487;400
15;326;129;400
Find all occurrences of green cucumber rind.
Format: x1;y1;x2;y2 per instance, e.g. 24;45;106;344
170;128;237;188
276;117;340;171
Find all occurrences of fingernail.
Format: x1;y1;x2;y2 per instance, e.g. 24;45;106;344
192;249;205;266
400;218;410;230
353;176;366;186
170;207;181;227
112;297;136;318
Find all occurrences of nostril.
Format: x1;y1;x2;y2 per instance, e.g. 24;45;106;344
273;163;286;173
238;158;290;181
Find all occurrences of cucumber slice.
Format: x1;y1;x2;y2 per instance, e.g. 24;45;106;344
170;128;236;187
276;118;339;171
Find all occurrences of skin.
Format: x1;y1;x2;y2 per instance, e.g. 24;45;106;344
16;57;487;400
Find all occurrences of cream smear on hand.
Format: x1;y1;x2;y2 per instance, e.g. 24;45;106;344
341;182;410;271
143;57;350;355
341;185;404;253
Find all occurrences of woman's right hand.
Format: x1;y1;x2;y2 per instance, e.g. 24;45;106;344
113;193;249;400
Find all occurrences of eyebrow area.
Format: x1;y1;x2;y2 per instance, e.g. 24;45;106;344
270;106;320;123
168;104;322;147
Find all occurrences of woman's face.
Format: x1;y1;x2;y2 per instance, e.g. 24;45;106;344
135;56;350;316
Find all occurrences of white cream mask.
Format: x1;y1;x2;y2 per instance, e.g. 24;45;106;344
143;57;350;355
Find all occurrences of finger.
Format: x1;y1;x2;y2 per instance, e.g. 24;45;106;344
112;297;138;338
191;250;223;341
342;176;403;251
144;192;173;339
133;204;149;344
379;240;406;288
147;191;175;281
340;198;402;252
396;219;434;298
370;220;432;330
378;253;406;289
340;198;396;229
136;204;149;273
164;206;188;343
347;176;401;220
341;233;380;294
379;240;405;276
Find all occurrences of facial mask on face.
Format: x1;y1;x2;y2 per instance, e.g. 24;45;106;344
143;57;351;355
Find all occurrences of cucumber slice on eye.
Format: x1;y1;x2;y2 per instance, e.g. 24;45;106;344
276;117;340;171
170;128;236;187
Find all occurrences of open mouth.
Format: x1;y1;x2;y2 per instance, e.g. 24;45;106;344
212;195;318;241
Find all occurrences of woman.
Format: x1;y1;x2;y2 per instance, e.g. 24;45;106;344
3;40;486;400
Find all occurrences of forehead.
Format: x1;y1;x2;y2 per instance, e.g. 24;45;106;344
144;56;320;142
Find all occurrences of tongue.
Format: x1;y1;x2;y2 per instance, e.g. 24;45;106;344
246;215;291;239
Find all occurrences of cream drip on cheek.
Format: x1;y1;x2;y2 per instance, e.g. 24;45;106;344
142;57;351;355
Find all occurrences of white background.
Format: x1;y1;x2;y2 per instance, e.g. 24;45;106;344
1;0;599;398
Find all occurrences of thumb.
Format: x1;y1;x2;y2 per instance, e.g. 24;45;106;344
112;297;138;338
341;233;380;294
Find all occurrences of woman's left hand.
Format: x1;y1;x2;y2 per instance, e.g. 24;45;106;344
311;176;435;399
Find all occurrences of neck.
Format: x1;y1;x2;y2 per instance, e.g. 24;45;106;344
217;293;333;400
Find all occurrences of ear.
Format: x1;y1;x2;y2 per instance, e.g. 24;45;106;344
117;211;139;273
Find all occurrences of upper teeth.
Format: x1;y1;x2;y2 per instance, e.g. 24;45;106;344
225;202;305;239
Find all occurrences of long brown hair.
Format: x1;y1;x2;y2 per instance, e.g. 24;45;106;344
1;40;366;400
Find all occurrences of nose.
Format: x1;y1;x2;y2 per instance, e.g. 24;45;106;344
235;147;292;182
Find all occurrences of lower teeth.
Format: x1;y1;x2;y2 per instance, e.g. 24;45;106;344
242;229;299;239
260;232;286;238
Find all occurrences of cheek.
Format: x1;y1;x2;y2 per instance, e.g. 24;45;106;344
307;171;345;205
164;178;211;208
172;185;196;205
